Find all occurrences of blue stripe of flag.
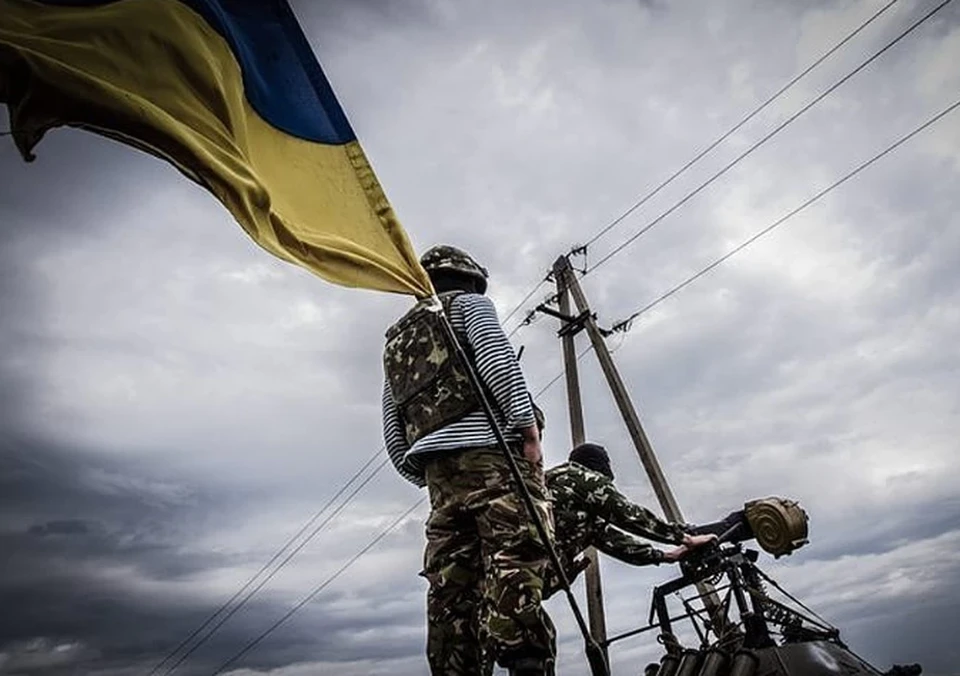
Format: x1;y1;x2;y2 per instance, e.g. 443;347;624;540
36;0;357;144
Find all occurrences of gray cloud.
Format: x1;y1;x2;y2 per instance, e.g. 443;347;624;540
27;519;92;536
0;434;426;675
2;0;960;674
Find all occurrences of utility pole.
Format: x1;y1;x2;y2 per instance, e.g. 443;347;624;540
556;257;683;520
552;257;608;661
551;255;727;633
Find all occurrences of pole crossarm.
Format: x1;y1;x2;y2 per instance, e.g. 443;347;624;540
535;303;594;338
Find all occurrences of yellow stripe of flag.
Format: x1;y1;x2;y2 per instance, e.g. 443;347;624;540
0;0;434;297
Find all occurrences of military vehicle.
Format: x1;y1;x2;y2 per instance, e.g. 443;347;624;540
600;497;922;676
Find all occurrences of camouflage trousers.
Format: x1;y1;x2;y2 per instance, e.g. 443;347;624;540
422;447;556;675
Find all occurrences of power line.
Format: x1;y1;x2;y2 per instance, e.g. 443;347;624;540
607;95;960;334
581;0;901;251
531;94;960;399
533;345;592;399
507;293;557;339
210;497;428;676
502;277;550;325
161;455;391;675
147;447;386;674
587;0;952;274
504;0;903;330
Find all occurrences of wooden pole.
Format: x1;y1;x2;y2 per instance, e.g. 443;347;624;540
555;257;727;632
556;258;682;520
552;257;608;660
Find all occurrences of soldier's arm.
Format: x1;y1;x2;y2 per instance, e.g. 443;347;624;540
382;380;425;487
590;481;685;545
595;526;666;566
460;294;536;431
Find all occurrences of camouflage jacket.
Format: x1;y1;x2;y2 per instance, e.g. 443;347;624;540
382;293;536;487
545;462;686;590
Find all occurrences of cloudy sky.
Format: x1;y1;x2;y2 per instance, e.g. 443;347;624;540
2;0;960;674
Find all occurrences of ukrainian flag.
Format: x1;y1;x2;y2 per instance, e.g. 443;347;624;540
0;0;433;297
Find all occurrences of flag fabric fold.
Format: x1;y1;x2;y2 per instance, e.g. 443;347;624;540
0;0;433;297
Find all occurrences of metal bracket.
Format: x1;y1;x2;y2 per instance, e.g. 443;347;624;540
536;304;593;337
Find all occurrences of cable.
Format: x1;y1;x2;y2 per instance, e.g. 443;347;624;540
147;447;386;674
161;455;391;675
503;283;559;344
534;367;567;399
607;95;960;334
531;94;960;399
582;0;901;251
163;456;390;674
507;316;533;340
533;344;594;399
507;295;554;339
443;0;905;332
490;0;902;332
502;277;550;325
587;0;952;274
210;497;428;676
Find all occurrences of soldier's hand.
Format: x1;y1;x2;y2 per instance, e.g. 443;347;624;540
519;424;542;465
522;436;542;465
571;555;592;578
662;545;688;562
682;533;718;549
664;534;718;563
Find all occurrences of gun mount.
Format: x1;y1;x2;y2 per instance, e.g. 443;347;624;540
601;498;921;676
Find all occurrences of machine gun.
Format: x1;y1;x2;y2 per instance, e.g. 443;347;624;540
601;498;921;676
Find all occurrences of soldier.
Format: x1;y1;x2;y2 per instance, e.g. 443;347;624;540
382;245;555;676
543;442;716;598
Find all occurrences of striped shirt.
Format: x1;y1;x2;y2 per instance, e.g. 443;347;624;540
382;293;536;487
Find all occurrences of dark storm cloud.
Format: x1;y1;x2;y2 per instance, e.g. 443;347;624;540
0;435;425;676
846;599;960;675
27;519;92;536
0;121;175;238
738;544;959;674
0;434;275;674
795;497;960;562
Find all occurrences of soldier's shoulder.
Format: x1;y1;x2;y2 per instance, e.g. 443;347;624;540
548;462;596;486
545;463;575;488
565;462;614;490
566;461;599;478
545;463;565;480
384;298;431;339
455;292;492;308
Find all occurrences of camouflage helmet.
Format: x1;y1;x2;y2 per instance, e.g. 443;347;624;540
420;245;489;294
